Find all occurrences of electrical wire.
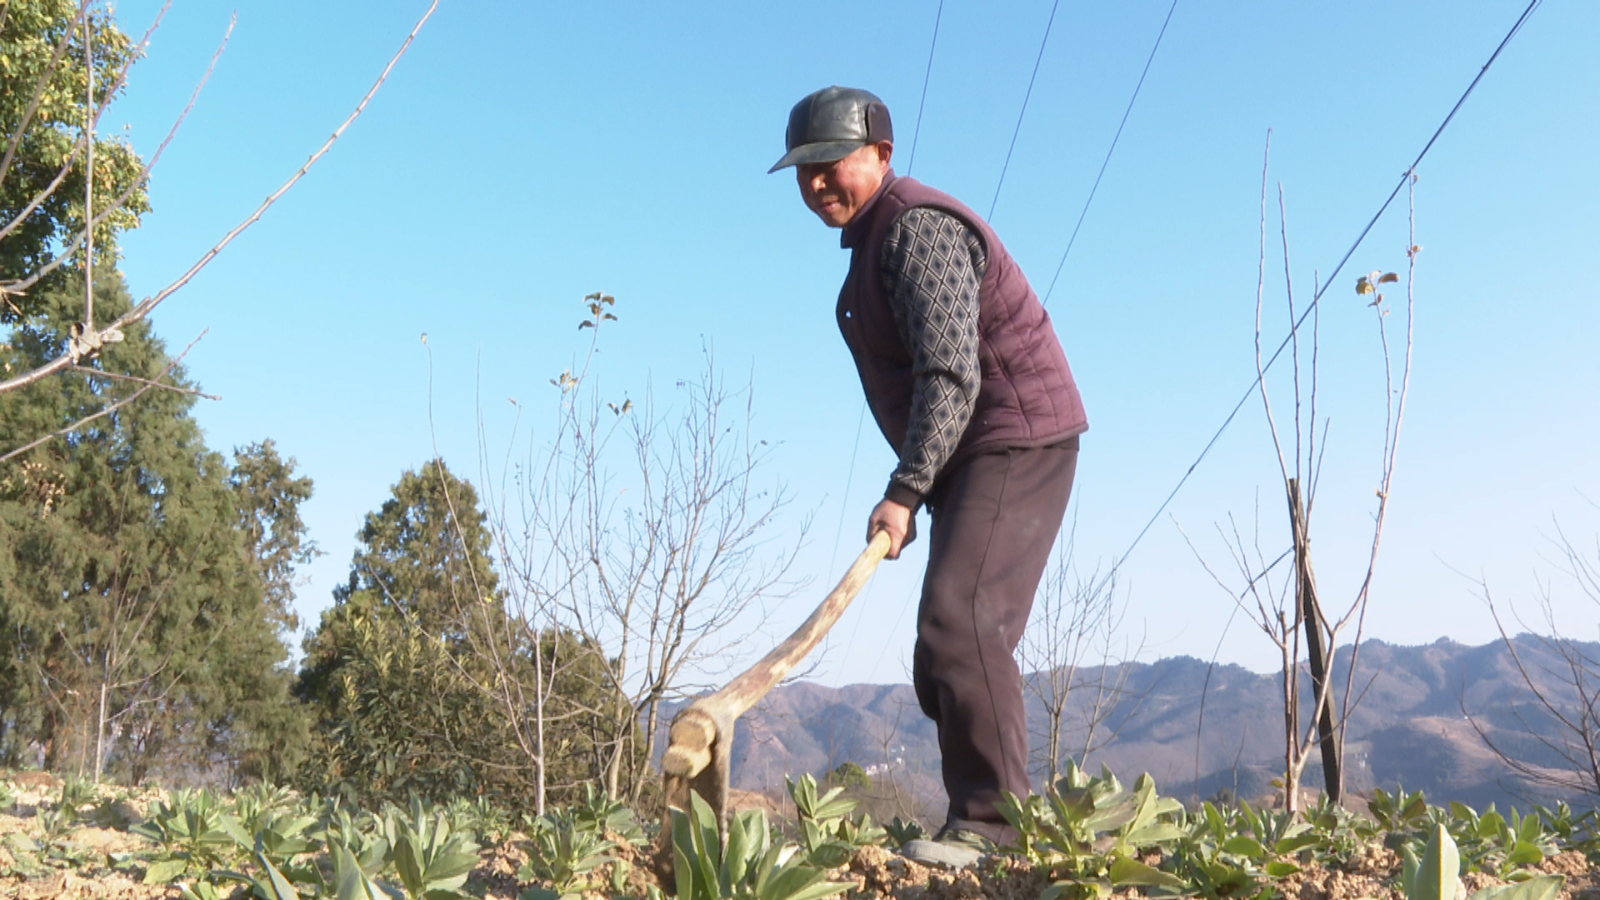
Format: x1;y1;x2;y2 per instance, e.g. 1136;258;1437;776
838;0;947;672
988;0;1063;221
1041;0;1181;308
904;0;946;177
832;0;945;582
1106;0;1543;572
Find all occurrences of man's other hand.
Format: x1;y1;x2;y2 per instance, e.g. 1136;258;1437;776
868;498;914;560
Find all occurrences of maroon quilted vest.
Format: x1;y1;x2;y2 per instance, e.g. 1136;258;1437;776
837;172;1087;464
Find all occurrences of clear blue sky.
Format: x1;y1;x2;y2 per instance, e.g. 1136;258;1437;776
109;0;1599;686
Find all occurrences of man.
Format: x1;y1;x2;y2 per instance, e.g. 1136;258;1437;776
769;86;1088;867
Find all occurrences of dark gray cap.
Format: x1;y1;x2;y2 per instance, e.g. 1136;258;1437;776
768;86;893;174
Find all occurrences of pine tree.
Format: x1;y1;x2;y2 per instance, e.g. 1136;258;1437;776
0;274;308;782
298;460;506;802
231;440;321;634
296;461;621;808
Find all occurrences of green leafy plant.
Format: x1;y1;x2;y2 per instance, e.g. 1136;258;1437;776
1404;824;1461;900
786;773;885;867
175;879;233;900
36;801;75;843
1303;792;1374;862
131;788;251;885
786;774;857;823
34;775;97;843
445;794;515;846
322;805;392;883
57;775;97;817
183;851;306;900
332;839;398;900
240;805;326;892
1433;802;1555;879
997;762;1185;900
383;796;482;900
3;832;50;878
670;792;850;900
1401;823;1565;900
12;779;103;874
233;782;303;834
571;782;645;846
1370;786;1431;836
1207;799;1319;876
1534;802;1599;856
519;807;618;899
884;817;926;849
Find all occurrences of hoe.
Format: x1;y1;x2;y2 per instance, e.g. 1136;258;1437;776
654;530;892;872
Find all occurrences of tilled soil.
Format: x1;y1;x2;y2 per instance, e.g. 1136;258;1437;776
827;843;1600;900
5;815;1598;900
846;844;1056;900
2;773;1596;900
1;813;181;900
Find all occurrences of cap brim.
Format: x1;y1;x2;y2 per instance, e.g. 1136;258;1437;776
767;140;868;174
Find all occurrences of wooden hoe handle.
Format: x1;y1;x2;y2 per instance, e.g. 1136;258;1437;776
655;530;892;866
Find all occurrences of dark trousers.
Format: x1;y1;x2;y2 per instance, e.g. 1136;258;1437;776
912;438;1078;842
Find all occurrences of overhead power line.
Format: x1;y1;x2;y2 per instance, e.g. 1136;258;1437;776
842;0;948;674
904;0;946;177
1042;0;1181;308
989;0;1063;221
1108;0;1544;571
833;0;945;583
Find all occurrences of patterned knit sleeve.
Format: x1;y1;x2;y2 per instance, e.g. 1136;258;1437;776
879;207;986;509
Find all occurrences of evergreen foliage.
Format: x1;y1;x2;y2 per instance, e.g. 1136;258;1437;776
230;439;321;634
0;274;311;782
296;461;625;809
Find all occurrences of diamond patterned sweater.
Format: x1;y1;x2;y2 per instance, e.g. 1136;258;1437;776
836;172;1088;515
880;207;985;507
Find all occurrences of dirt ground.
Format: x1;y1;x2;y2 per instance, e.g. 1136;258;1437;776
828;844;1600;900
3;772;1596;900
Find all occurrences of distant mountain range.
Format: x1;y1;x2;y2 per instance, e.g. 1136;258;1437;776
663;634;1595;814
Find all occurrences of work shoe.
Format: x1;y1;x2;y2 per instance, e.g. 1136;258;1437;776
900;828;995;869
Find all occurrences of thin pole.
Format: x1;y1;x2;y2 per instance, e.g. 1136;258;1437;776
84;8;95;329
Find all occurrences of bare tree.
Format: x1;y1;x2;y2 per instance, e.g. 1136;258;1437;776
864;699;918;823
1183;135;1418;814
569;346;808;803
1020;520;1148;785
424;296;808;810
409;303;619;816
1466;512;1600;800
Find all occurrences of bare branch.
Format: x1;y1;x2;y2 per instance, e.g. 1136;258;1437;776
0;3;174;270
67;363;220;399
1280;183;1304;489
1336;170;1420;750
0;1;437;396
1254;131;1291;489
1466;534;1600;799
6;11;233;306
0;0;94;192
0;329;207;463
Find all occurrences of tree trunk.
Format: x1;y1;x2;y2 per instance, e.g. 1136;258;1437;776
1288;478;1342;804
534;656;547;817
1278;625;1301;814
94;678;108;784
604;694;629;801
1047;698;1063;785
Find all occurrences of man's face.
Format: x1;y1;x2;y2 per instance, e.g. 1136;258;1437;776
796;141;893;228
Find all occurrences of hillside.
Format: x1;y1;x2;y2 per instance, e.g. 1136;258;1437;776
679;634;1594;814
